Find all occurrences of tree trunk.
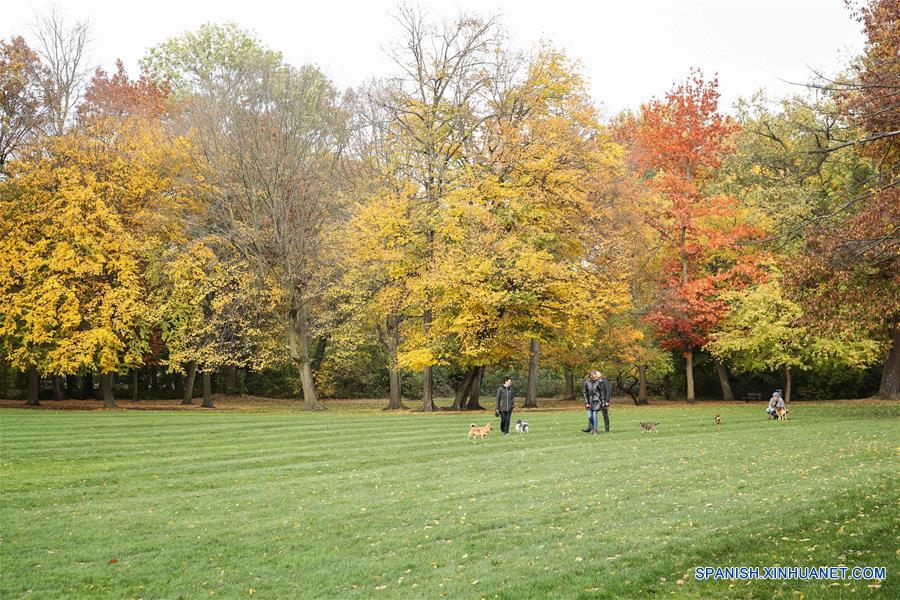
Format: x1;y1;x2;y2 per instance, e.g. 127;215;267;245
563;365;575;401
225;365;237;395
66;374;78;398
784;365;792;404
169;367;180;399
384;316;407;410
638;364;648;404
182;360;197;405
685;350;695;403
201;371;214;408
465;366;485;410
877;320;900;399
450;367;477;411
100;372;116;408
82;372;94;400
289;303;323;410
131;369;139;401
26;366;40;406
525;338;539;408
421;306;436;411
148;367;159;398
714;359;734;401
52;375;66;401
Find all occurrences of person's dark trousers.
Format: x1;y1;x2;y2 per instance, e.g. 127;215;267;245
600;407;610;432
499;410;512;434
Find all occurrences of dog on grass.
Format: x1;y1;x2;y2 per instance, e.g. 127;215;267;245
639;422;659;433
468;422;492;440
775;406;788;421
715;414;721;425
515;419;529;433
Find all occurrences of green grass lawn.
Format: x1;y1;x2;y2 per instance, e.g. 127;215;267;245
1;400;897;599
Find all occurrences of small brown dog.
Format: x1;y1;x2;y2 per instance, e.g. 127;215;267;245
639;422;659;433
468;422;492;440
715;414;721;425
775;407;787;421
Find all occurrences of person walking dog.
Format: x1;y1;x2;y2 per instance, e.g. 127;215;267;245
495;377;515;436
583;370;611;434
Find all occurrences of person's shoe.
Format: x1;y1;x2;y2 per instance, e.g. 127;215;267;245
582;428;592;433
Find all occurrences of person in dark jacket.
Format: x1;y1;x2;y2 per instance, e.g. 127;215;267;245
495;377;515;436
582;370;611;434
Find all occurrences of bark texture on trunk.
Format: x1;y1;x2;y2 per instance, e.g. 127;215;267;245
451;367;477;411
289;303;323;410
419;303;437;412
182;360;197;405
638;364;648;404
52;375;66;401
784;365;792;404
465;366;484;410
714;359;734;401
82;372;94;400
26;366;40;406
201;371;214;408
685;350;695;403
225;365;237;395
100;372;116;408
384;317;407;410
131;370;139;401
878;320;900;399
525;338;539;408
563;366;575;401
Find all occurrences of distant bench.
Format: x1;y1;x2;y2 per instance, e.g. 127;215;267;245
743;393;762;402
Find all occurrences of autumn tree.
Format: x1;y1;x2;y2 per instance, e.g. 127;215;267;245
377;7;505;411
789;0;899;398
0;123;196;406
708;278;880;402
0;36;46;172
0;64;197;407
144;24;347;409
151;241;282;408
416;48;630;408
632;72;766;401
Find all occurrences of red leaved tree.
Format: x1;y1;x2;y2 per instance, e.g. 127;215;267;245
632;72;766;401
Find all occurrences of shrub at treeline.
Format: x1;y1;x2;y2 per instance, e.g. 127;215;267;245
1;3;897;408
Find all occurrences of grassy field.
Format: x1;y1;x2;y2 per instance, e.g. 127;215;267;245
1;399;897;599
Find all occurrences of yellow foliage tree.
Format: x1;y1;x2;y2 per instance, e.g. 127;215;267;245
0;115;198;406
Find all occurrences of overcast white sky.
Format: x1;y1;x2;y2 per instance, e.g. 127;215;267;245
2;0;865;116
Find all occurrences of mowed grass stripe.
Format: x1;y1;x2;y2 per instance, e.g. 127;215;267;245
2;411;891;511
1;402;897;599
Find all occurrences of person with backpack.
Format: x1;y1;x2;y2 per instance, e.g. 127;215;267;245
582;370;611;434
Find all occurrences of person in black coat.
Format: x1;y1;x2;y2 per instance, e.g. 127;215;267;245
582;370;611;434
495;377;515;436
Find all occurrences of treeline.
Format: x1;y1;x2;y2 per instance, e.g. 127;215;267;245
1;2;897;408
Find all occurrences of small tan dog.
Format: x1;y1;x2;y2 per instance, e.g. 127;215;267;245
715;414;721;425
639;422;659;433
468;422;492;440
775;406;788;421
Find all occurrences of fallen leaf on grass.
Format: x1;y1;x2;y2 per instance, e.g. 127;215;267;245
107;559;118;565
